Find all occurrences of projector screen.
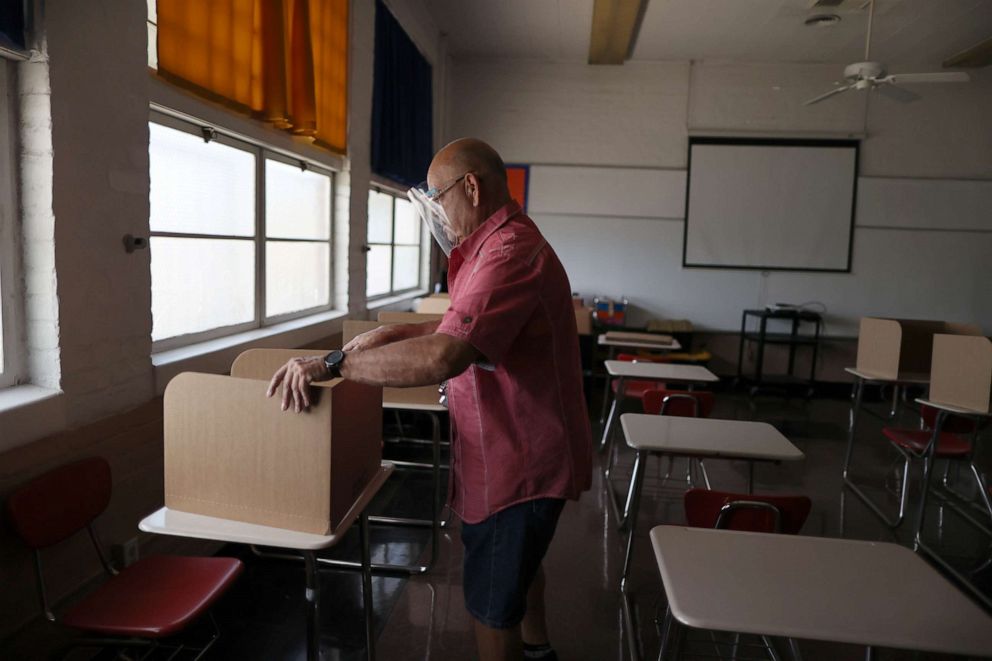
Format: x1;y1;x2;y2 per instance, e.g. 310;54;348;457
683;138;858;272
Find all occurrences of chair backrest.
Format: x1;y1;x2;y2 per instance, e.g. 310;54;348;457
4;457;112;550
920;404;977;434
684;488;811;535
642;389;715;418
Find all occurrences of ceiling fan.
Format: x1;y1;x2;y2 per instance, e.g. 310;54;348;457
804;0;970;106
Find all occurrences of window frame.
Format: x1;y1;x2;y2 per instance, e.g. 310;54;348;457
365;183;425;302
149;110;336;353
0;60;24;388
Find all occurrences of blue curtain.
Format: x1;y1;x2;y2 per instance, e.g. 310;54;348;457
0;0;25;51
371;0;433;188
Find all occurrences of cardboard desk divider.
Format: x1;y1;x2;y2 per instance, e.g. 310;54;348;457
163;355;382;535
603;330;675;345
377;311;445;324
855;317;981;381
414;295;451;315
574;307;593;336
929;335;992;415
342;320;442;405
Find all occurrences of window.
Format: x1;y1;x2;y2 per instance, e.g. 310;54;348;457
149;113;334;349
0;60;23;388
366;188;424;299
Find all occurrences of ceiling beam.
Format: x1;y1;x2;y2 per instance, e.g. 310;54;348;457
943;36;992;69
589;0;649;65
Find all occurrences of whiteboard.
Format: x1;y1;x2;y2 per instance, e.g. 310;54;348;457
528;165;685;219
684;138;858;271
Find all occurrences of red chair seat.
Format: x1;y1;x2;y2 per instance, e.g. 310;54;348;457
63;555;243;638
611;378;663;399
882;427;972;458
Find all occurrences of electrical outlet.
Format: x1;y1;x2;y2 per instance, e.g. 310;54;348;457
112;537;140;568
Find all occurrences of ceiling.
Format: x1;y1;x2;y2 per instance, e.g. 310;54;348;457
424;0;992;68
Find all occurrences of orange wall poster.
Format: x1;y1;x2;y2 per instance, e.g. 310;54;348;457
505;164;529;212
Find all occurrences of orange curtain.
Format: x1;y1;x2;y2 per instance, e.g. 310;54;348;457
156;0;348;153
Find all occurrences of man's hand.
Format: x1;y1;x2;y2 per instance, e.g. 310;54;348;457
343;326;394;352
266;356;329;413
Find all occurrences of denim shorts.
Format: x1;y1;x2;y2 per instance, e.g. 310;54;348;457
460;498;565;629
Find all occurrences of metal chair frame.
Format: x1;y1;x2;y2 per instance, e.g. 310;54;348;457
655;501;803;661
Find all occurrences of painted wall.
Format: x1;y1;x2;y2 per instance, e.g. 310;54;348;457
447;59;992;354
0;0;441;639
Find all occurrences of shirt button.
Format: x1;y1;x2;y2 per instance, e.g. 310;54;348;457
462;316;473;324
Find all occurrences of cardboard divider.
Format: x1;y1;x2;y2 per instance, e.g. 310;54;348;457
414;294;450;314
930;335;992;414
855;317;981;380
163;360;382;535
604;330;675;345
575;307;593;336
377;311;444;324
342;321;443;407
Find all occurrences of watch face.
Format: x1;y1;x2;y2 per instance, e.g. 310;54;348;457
324;350;345;370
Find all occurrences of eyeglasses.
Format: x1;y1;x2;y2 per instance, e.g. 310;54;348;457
416;172;473;202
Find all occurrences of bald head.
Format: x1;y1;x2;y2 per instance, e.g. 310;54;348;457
429;138;509;196
426;138;513;244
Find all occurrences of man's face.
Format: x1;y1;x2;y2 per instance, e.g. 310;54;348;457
427;169;474;243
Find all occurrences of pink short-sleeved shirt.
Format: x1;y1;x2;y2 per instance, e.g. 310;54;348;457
436;201;593;524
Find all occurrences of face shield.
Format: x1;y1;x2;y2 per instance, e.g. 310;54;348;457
408;173;470;257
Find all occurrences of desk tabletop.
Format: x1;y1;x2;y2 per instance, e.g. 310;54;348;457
598;334;682;351
604;361;718;382
621;414;804;460
916;397;991;417
844;367;930;385
139;463;395;551
650;526;992;657
382;385;446;412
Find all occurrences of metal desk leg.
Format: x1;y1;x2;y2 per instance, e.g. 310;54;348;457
754;315;768;385
360;512;376;661
600;377;625;457
598;346;617;432
915;410;992;610
843;378;864;478
620;450;647;593
842;377;906;528
304;551;320;661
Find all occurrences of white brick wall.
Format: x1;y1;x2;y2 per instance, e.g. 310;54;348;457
17;47;60;390
1;0;444;447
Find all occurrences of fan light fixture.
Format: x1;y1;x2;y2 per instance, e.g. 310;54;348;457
804;14;841;27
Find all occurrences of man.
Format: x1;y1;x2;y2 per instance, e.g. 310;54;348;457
268;138;592;661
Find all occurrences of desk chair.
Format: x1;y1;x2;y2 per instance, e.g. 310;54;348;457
642;389;717;490
612;353;670;401
656;489;812;661
4;457;243;659
872;404;991;530
610;389;720;534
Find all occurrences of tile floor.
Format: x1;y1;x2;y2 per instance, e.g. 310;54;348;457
3;385;991;660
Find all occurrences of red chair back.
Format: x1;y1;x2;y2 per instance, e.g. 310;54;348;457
642;389;715;418
920;404;977;435
4;457;112;550
684;488;811;535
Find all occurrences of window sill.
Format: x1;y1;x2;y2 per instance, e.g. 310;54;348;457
367;289;429;312
0;385;66;453
0;383;62;413
152;309;348;394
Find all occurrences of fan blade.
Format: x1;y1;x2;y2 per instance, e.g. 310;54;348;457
875;83;920;103
883;72;970;85
804;84;855;106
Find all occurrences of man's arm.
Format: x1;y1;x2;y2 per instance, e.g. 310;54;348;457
267;331;479;412
343;320;440;352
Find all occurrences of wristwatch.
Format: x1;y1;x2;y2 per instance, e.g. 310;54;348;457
323;350;346;378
